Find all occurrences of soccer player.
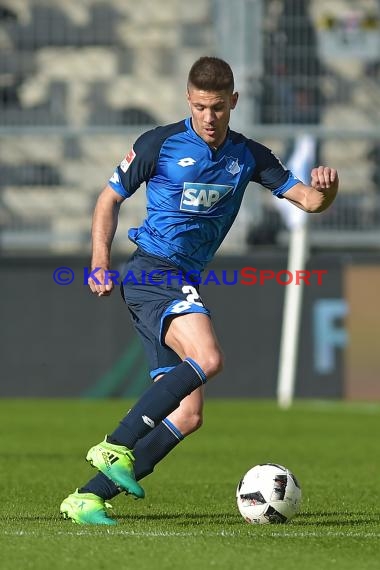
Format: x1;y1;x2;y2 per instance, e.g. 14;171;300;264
60;56;339;524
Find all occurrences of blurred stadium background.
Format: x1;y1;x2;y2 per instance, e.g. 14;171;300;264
1;0;379;400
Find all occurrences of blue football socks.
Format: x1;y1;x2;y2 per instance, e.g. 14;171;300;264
108;358;206;449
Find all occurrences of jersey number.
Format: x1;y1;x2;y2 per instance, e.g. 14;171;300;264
171;285;204;313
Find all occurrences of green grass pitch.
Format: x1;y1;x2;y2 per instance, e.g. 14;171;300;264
1;399;379;570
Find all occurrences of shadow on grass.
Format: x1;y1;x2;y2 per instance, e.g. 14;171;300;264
118;512;242;526
119;510;380;527
0;453;81;459
0;516;61;522
0;513;242;525
293;512;380;526
2;511;380;527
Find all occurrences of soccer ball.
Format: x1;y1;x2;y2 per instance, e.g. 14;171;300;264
236;463;302;524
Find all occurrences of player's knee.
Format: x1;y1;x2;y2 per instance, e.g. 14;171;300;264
197;350;224;379
181;410;203;436
202;351;224;378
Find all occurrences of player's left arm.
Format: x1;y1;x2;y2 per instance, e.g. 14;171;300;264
282;166;339;213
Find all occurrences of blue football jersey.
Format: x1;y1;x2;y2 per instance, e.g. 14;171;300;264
108;118;300;272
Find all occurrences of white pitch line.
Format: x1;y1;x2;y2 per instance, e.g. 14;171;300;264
268;531;380;538
2;529;380;539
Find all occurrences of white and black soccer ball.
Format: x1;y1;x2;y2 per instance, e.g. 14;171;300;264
236;463;302;524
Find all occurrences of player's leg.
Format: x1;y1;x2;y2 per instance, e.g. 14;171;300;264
60;389;203;524
61;251;222;522
60;328;207;522
104;308;207;483
83;255;222;496
78;386;204;505
61;322;208;521
104;312;222;456
129;384;204;480
81;319;218;504
163;312;224;377
165;383;204;436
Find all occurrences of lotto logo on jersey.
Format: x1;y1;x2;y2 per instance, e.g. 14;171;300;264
180;182;234;213
120;148;136;173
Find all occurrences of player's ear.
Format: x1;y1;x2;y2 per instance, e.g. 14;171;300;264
230;92;239;110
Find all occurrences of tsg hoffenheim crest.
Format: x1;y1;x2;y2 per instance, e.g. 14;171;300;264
224;156;241;175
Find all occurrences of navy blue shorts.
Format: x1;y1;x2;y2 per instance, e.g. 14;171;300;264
120;248;210;379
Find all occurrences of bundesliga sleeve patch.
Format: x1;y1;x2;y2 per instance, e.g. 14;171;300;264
120;148;136;173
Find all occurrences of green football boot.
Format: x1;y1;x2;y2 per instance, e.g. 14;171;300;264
60;490;117;525
86;437;145;499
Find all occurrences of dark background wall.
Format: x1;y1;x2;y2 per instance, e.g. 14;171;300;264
0;251;352;399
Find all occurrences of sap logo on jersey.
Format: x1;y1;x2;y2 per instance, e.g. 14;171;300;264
180;182;234;213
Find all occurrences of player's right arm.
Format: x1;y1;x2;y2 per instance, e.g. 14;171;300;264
88;185;125;297
88;128;160;296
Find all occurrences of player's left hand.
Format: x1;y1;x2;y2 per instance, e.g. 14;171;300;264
310;166;339;191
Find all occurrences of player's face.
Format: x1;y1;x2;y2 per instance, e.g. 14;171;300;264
187;88;238;149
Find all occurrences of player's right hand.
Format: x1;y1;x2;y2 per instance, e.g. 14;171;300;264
88;267;114;297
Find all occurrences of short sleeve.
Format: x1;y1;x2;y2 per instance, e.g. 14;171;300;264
108;129;161;198
248;140;300;198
